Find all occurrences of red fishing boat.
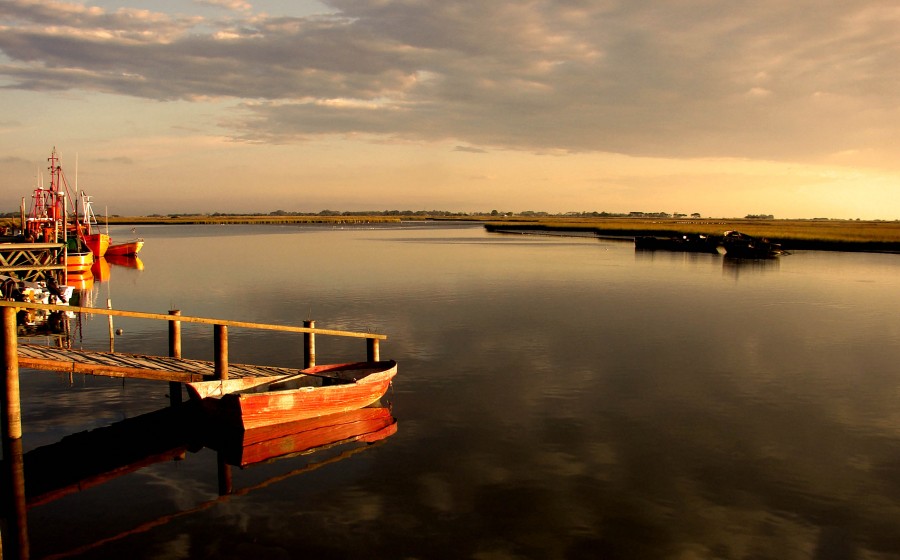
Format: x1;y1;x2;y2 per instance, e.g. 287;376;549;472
75;192;110;257
186;361;398;431
106;238;144;256
24;148;142;260
24;148;106;266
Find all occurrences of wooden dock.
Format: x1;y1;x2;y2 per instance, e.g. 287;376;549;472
1;300;388;440
0;299;391;559
0;242;66;283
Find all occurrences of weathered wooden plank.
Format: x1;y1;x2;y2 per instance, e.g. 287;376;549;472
17;357;204;382
16;344;312;383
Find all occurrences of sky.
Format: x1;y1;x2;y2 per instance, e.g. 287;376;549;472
0;0;898;219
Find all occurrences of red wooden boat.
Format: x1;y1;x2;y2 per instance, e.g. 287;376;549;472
186;360;397;431
106;238;143;256
209;406;398;467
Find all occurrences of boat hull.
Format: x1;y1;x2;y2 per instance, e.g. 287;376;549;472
634;234;720;253
187;361;397;431
106;239;144;256
84;233;110;257
66;251;94;272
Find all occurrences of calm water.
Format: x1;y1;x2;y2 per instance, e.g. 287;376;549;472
6;223;900;559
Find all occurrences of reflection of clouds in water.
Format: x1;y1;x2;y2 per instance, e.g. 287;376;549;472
417;473;455;514
19;226;900;557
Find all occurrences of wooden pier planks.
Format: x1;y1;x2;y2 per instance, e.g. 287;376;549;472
17;343;305;383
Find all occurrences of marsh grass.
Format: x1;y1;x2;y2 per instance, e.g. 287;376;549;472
484;217;900;250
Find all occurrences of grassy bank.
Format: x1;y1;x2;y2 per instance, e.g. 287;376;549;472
483;217;900;253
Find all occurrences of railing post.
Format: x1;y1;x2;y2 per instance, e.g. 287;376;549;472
2;306;22;441
214;324;228;380
367;337;380;362
168;310;182;405
303;320;315;368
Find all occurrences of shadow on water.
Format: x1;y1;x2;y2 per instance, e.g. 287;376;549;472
0;403;397;559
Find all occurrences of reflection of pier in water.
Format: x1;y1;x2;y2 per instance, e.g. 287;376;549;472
0;404;397;559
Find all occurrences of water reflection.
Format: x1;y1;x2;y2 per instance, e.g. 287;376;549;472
10;224;900;558
0;404;397;559
722;255;781;277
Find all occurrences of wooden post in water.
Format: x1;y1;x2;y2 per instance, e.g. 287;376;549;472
107;298;115;352
217;453;232;496
168;310;182;405
304;320;315;368
367;337;380;362
0;306;30;557
214;324;228;380
1;306;22;441
2;436;30;559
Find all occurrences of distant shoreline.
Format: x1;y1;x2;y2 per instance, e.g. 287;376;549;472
105;215;900;253
5;214;898;253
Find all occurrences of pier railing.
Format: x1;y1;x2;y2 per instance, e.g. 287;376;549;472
0;300;385;367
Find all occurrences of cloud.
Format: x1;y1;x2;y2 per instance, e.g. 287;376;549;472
453;146;487;154
194;0;252;12
0;0;897;168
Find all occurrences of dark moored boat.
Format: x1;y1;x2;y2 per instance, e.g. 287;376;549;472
634;233;720;254
717;230;786;259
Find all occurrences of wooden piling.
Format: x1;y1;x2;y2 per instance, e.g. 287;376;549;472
168;310;182;405
217;454;233;496
214;324;228;380
304;320;315;368
2;436;30;559
2;306;22;441
107;298;115;352
367;337;380;362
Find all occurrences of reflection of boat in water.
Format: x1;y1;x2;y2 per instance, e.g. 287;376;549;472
106;254;144;270
91;256;111;282
208;406;398;467
14;406;195;507
0;402;397;558
10;403;397;506
186;360;398;431
65;268;94;291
